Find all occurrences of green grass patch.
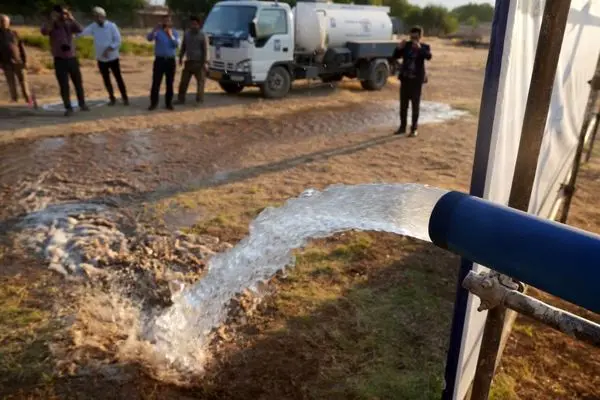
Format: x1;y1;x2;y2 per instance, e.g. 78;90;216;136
20;33;154;64
452;102;480;116
0;278;58;392
263;233;451;399
490;373;519;400
513;323;535;338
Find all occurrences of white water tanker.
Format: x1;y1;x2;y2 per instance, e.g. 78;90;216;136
293;2;393;53
202;0;402;98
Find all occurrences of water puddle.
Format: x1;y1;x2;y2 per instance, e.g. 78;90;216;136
41;99;109;112
0;101;466;199
34;137;66;153
124;128;156;166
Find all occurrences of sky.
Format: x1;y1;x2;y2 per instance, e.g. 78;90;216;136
148;0;494;7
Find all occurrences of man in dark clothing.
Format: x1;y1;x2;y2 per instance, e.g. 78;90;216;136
41;5;89;116
176;15;208;105
0;14;31;104
394;26;432;137
147;15;180;111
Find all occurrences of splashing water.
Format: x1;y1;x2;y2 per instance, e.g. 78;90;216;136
148;183;449;371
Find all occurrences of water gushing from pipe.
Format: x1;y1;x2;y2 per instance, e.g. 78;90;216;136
148;183;448;371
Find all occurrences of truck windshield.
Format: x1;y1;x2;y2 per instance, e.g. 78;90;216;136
203;5;257;37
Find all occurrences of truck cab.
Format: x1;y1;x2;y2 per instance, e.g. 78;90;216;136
203;0;294;97
203;0;399;98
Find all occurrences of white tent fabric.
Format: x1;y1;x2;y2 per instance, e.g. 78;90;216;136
451;1;600;399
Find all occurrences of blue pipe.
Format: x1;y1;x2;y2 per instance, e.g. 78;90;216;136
428;191;600;314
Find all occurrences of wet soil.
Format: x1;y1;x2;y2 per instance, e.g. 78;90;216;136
1;37;598;399
0;100;462;223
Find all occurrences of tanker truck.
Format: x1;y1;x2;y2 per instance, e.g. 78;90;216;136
202;0;402;98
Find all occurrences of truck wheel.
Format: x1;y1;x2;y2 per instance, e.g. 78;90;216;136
219;81;245;94
361;60;389;91
260;66;291;99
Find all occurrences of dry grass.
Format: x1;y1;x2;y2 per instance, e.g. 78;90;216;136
0;259;63;395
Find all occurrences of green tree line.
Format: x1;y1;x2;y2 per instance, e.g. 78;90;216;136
3;0;145;18
166;0;493;35
5;0;493;36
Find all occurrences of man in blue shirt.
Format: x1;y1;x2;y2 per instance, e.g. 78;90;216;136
147;15;180;110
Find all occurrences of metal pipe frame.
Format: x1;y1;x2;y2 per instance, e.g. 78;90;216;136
559;54;600;223
470;1;573;399
463;271;600;348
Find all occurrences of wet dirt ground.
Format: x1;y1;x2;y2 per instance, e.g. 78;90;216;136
0;99;464;224
1;38;598;399
0;76;476;398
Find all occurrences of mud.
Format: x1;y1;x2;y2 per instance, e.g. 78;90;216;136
0;98;468;390
5;179;239;384
0;100;465;223
41;99;110;112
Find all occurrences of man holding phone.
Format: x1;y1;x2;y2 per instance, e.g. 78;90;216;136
394;26;432;137
41;5;89;116
147;15;180;111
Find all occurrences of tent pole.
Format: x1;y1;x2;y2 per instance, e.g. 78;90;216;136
469;1;572;399
559;54;600;223
585;111;600;163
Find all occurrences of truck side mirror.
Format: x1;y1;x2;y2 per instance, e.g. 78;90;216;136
249;21;257;38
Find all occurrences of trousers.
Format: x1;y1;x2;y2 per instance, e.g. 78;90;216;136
177;60;206;103
400;78;423;131
98;58;128;101
2;63;30;102
54;57;86;110
150;57;176;107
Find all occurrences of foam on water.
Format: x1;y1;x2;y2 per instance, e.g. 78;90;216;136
17;203;126;275
149;183;448;371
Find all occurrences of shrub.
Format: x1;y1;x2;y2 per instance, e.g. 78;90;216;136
21;33;154;60
20;34;51;51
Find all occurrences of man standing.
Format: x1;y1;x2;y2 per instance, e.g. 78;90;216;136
41;5;89;116
176;15;208;105
394;26;432;137
80;7;128;106
0;14;31;104
147;15;180;111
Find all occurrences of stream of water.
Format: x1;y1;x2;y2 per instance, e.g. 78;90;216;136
148;183;448;372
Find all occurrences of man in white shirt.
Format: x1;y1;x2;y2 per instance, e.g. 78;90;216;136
80;7;128;105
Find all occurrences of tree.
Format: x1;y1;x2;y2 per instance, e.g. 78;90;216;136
167;0;218;16
452;3;494;23
70;0;146;15
403;5;423;30
3;0;59;16
442;13;459;35
381;0;413;21
4;0;145;17
420;5;457;36
467;15;479;29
